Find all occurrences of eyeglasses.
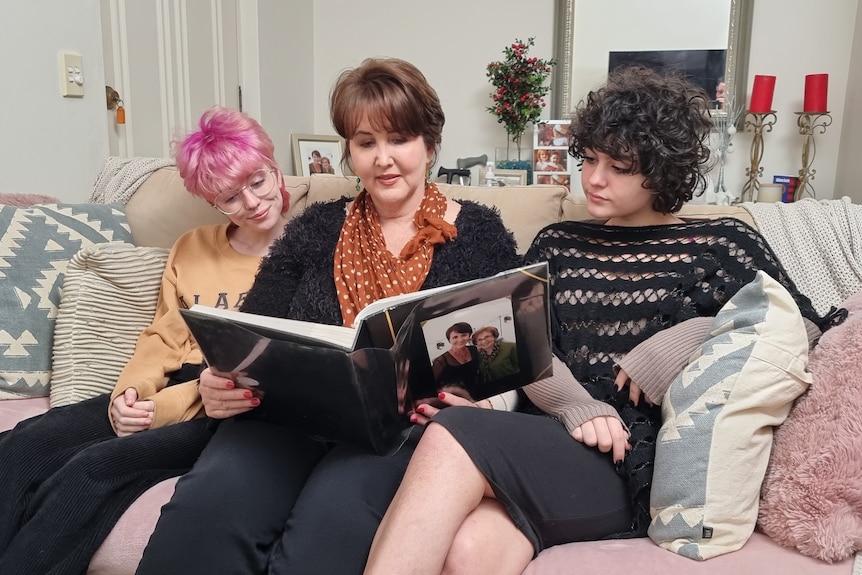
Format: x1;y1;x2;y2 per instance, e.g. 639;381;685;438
213;168;277;215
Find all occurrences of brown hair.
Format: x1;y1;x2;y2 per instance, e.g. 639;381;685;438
330;58;445;173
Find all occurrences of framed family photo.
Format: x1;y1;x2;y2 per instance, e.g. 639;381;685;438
291;134;345;177
534;120;572;192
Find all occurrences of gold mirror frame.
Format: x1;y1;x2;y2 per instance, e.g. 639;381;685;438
551;0;753;122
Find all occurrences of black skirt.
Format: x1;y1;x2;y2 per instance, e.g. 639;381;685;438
431;406;632;555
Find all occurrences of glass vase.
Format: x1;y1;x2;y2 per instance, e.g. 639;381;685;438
495;138;532;184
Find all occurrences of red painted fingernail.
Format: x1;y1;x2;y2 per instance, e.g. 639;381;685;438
243;390;253;399
251;398;260;406
416;405;425;414
410;415;418;423
438;392;446;400
225;381;235;389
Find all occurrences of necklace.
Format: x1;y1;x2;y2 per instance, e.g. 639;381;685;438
450;347;472;364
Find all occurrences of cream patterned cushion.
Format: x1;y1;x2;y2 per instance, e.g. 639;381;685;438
0;204;132;398
648;271;811;560
50;242;169;407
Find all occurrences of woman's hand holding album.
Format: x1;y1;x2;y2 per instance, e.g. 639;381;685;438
199;367;260;419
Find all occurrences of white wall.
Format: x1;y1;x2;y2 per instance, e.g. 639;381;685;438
255;0;315;173
0;1;107;202
725;0;858;201
309;0;557;179
1;0;859;203
304;0;859;200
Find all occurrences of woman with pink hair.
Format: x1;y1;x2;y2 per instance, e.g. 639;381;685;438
0;106;292;575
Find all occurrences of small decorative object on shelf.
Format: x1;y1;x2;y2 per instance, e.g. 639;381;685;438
773;175;800;202
795;74;831;200
487;37;555;183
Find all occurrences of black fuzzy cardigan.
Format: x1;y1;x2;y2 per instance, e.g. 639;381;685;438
241;198;519;324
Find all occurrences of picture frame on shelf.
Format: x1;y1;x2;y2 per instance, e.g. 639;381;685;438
534;120;572;192
291;134;345;177
534;149;568;173
478;167;528;187
535;173;571;188
536;121;571;148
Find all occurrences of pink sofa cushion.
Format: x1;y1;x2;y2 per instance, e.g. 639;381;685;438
0;396;49;431
523;532;854;574
88;478;177;575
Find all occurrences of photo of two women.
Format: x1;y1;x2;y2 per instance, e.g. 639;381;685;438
424;297;521;401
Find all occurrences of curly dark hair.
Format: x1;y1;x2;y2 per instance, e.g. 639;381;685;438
568;66;713;213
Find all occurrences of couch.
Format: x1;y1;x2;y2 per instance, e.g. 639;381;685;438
0;164;858;574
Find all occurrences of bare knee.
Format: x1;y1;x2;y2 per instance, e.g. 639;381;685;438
419;422;460;450
441;531;484;575
441;499;534;575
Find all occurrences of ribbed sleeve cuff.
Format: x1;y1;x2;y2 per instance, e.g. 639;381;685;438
556;402;624;434
618;316;713;405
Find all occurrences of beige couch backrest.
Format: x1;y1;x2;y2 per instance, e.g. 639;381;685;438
282;175;570;253
125;166;755;252
125;166;228;248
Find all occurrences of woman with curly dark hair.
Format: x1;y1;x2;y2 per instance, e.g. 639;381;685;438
365;66;835;575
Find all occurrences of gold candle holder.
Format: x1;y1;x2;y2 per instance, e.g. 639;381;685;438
739;111;778;203
795;111;832;201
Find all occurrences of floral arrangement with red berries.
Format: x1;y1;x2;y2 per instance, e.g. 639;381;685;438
487;37;555;155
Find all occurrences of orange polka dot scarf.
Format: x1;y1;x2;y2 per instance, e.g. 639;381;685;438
334;182;457;327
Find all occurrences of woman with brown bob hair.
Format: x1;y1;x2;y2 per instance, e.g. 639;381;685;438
134;58;521;575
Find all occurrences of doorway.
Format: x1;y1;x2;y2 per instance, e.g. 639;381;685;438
101;0;241;158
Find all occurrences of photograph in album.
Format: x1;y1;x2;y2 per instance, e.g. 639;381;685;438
180;263;553;455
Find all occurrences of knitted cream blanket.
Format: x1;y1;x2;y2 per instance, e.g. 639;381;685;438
89;156;175;205
743;197;862;314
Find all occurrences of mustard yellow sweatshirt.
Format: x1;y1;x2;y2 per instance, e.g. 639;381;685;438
108;224;261;431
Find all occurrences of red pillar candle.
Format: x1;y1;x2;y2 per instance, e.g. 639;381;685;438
749;75;776;113
804;74;828;113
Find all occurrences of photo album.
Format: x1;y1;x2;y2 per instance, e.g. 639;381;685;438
180;262;553;454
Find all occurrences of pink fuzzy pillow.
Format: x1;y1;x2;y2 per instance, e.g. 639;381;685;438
758;291;862;562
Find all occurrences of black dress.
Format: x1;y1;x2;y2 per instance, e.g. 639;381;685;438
432;346;480;394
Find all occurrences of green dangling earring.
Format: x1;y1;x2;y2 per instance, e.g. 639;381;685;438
355;177;362;193
426;168;433;184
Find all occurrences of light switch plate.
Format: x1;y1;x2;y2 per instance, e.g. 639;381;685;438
60;52;85;98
